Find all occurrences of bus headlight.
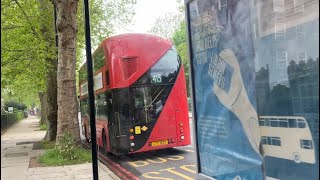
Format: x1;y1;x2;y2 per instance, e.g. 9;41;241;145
130;142;135;146
180;135;185;140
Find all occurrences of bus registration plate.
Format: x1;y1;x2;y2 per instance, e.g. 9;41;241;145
151;140;168;146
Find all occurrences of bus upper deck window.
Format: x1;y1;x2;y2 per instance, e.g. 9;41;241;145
288;119;297;128
279;120;288;127
259;119;265;126
270;119;279;127
297;119;306;128
265;119;270;126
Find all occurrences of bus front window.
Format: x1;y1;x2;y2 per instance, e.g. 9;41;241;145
297;120;306;128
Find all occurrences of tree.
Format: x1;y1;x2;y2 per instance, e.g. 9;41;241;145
148;12;183;39
2;0;137;144
148;1;190;96
172;21;190;96
39;0;58;141
52;0;81;143
1;0;54;110
53;0;137;144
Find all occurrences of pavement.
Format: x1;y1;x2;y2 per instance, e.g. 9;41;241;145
1;116;120;180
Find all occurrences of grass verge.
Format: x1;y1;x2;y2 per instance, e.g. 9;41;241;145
40;140;55;149
39;124;48;131
38;147;92;166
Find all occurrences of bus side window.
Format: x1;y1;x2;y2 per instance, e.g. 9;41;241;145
259;119;265;126
267;137;272;145
288;119;297;128
265;119;270;126
270;119;279;127
300;139;313;149
279;120;288;127
261;136;267;144
271;137;281;146
297;119;306;128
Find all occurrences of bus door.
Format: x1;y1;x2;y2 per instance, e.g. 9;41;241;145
108;89;131;155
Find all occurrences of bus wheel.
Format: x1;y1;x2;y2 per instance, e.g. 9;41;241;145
293;152;301;163
102;131;107;153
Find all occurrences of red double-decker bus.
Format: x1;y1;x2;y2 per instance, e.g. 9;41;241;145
78;33;190;155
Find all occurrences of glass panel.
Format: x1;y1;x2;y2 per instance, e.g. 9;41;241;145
130;85;172;124
79;64;87;82
134;48;181;86
265;119;270;126
267;137;272;145
259;119;265;126
271;137;281;146
288;119;297;128
80;99;88;116
93;48;105;72
300;139;314;150
297;120;306;128
279;120;288;127
270;120;279;127
261;136;267;144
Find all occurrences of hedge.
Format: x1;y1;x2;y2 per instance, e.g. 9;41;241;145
1;111;24;131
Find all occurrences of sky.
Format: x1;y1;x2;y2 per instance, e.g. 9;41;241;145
115;0;181;34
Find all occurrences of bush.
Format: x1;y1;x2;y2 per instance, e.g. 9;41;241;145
1;111;25;130
38;134;91;166
56;132;78;160
4;100;27;111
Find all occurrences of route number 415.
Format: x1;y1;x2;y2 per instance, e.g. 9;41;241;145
151;73;162;83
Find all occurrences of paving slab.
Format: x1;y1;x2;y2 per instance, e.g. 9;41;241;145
1;116;120;180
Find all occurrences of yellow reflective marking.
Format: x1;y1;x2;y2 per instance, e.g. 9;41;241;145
128;160;149;167
147;157;167;163
142;172;173;180
180;165;196;174
160;167;193;180
167;155;184;161
141;126;148;131
135;126;141;134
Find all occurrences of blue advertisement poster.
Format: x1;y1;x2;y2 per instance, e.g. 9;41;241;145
186;0;319;179
187;0;263;179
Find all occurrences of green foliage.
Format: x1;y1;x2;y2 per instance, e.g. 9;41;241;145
75;0;137;95
4;100;27;111
38;148;91;166
148;12;184;39
1;0;55;106
56;132;79;160
1;111;24;130
39;124;48;131
172;21;190;96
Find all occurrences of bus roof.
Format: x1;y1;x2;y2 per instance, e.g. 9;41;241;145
79;33;173;94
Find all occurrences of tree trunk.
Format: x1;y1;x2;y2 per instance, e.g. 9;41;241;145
39;92;47;125
39;0;58;141
54;0;80;144
44;59;58;141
